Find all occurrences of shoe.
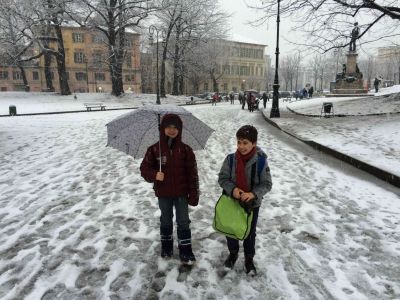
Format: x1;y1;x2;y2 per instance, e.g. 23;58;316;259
179;245;196;265
224;251;239;269
161;240;173;258
244;256;257;276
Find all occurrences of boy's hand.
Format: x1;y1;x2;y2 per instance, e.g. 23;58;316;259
233;187;244;199
156;171;164;181
239;192;255;202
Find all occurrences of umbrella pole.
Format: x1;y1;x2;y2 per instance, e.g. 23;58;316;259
158;114;161;172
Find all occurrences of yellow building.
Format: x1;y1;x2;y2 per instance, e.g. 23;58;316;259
195;37;267;94
219;38;266;92
0;25;141;93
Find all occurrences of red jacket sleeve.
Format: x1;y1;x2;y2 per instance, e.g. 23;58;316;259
140;145;158;183
185;146;199;206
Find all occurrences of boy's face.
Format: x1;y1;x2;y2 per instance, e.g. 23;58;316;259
164;125;179;138
237;138;256;155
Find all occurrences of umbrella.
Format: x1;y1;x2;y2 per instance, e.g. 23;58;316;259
106;104;214;168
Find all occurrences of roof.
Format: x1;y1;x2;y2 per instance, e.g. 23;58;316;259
226;33;267;46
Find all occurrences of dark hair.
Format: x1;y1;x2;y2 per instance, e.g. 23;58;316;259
236;125;258;143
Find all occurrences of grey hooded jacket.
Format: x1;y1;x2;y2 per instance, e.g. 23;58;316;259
218;147;272;208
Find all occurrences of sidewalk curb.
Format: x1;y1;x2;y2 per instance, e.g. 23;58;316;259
0;107;138;117
262;110;400;188
286;105;400;118
0;101;212;117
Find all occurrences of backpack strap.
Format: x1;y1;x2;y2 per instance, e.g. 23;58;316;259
228;152;266;182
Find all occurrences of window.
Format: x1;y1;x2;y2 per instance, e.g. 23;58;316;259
93;52;103;67
72;32;84;43
13;71;22;80
126;38;134;48
32;71;39;80
92;34;104;44
125;74;134;82
74;52;86;63
95;73;105;81
223;83;228;91
75;72;87;81
0;71;9;80
125;53;132;68
203;83;208;91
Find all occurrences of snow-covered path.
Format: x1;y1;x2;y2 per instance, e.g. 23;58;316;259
0;103;399;299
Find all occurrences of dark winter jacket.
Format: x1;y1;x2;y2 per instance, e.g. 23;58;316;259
140;114;200;206
218;147;272;208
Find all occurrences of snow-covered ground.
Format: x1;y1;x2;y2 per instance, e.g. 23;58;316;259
269;85;400;177
0;90;399;299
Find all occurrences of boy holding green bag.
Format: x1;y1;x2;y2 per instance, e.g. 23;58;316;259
217;125;272;275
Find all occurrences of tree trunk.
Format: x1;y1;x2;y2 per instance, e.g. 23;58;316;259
160;49;167;97
53;23;71;95
44;51;54;92
108;22;124;96
18;66;29;91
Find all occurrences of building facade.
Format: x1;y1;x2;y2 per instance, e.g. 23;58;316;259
0;26;141;93
200;39;267;94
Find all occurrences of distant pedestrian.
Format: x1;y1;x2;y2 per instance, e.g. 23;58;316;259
230;93;234;104
308;86;314;98
212;93;219;106
241;93;246;110
262;92;268;109
374;77;380;93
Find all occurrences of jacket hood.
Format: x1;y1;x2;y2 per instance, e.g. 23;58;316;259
160;114;183;142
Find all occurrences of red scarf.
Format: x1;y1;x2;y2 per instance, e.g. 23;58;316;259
235;147;256;192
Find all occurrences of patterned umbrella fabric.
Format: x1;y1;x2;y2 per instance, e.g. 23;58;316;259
106;104;214;158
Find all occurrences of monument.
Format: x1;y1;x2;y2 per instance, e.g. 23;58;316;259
329;22;368;97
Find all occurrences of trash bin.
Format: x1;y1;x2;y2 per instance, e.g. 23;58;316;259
9;105;17;116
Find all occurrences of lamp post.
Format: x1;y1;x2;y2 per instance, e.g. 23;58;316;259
270;0;281;118
149;25;165;105
84;58;89;93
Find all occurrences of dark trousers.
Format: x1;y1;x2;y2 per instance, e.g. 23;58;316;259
158;197;191;245
226;207;260;257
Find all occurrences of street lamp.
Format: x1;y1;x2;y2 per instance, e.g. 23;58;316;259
84;58;89;93
270;0;281;118
149;25;165;105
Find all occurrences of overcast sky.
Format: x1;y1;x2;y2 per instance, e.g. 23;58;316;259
218;0;398;60
218;0;297;58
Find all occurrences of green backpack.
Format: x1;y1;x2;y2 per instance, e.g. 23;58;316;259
213;153;266;240
213;194;253;240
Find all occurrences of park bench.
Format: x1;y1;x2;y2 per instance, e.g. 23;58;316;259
84;102;106;111
186;99;197;105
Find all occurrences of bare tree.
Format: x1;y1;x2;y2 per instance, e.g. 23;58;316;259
247;0;400;53
68;0;151;96
359;56;376;89
1;0;72;94
155;0;227;96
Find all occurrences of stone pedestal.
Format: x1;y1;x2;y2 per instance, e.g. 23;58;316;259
331;51;367;96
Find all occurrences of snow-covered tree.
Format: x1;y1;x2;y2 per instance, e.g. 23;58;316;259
67;0;152;96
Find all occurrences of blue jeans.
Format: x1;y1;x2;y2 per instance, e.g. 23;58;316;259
226;207;260;257
158;197;191;245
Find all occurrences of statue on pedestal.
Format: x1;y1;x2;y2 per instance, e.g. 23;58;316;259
349;22;359;52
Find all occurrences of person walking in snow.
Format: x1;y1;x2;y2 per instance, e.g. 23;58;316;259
374;77;380;93
217;125;272;275
212;92;219;106
140;114;199;265
262;92;268;109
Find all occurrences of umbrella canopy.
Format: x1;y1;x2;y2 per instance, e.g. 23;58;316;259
106;104;214;159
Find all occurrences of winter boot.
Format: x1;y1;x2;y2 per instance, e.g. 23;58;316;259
178;244;196;265
244;256;257;276
224;250;239;269
160;226;173;258
161;239;173;258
